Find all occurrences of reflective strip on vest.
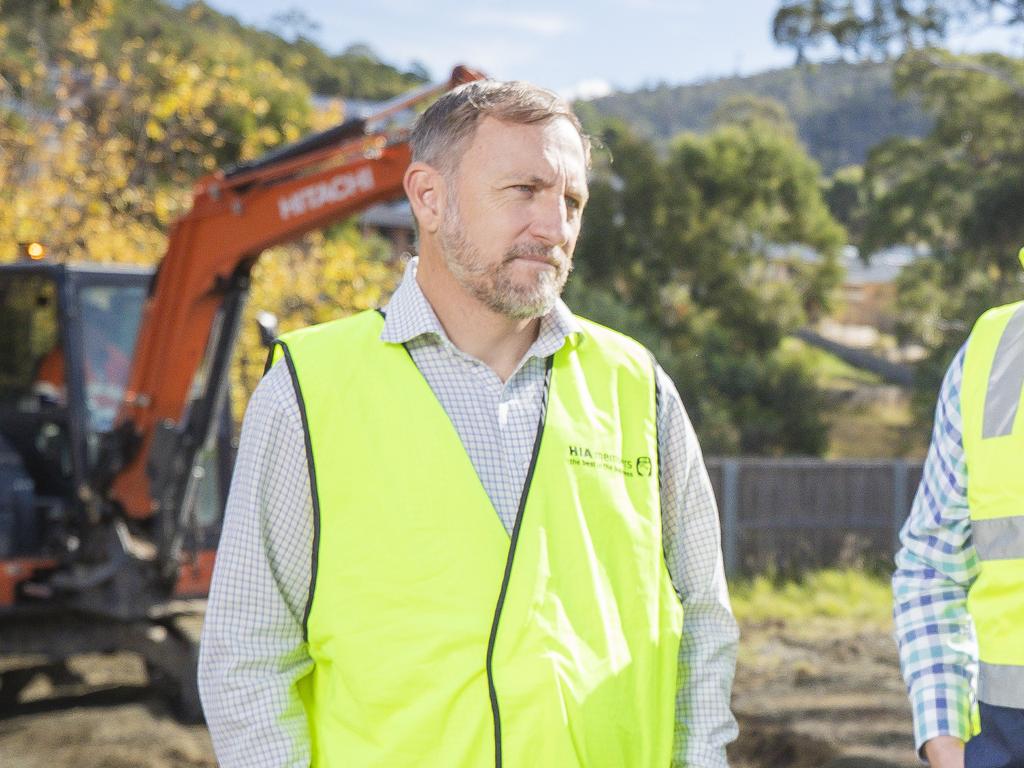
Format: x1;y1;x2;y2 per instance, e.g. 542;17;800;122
983;303;1024;438
973;515;1024;561
979;662;1024;709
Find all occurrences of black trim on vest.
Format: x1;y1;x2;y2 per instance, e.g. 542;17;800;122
647;350;663;520
645;349;663;484
645;349;675;594
486;354;554;768
270;340;322;643
262;342;279;376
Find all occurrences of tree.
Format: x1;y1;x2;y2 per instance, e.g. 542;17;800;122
233;229;401;422
823;164;869;239
771;0;1024;423
772;0;1022;61
859;51;1024;416
774;1;866;62
0;0;312;259
269;8;321;42
574;108;846;455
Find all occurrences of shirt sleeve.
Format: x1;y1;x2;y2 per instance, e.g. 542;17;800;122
198;361;315;767
656;365;740;768
892;345;978;756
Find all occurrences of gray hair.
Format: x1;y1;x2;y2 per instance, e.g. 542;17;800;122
410;79;591;176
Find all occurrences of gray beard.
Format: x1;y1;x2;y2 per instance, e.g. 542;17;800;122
439;208;571;320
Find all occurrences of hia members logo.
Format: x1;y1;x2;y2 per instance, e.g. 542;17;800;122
567;445;652;478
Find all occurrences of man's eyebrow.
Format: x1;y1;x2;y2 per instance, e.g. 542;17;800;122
513;174;555;187
519;175;588;195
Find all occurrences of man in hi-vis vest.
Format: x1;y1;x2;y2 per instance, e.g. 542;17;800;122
894;246;1024;768
199;80;738;767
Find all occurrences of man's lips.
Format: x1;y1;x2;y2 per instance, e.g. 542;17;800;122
505;248;562;268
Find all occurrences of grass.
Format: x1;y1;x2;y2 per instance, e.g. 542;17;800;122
824;394;928;459
729;568;893;628
779;337;930;459
779;336;883;388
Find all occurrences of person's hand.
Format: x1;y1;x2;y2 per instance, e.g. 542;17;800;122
923;735;964;768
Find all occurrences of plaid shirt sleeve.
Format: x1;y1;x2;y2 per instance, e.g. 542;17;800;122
892;345;979;756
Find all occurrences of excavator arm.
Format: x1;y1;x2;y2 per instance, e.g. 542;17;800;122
102;66;483;558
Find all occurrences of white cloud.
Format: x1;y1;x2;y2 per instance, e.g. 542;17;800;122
560;78;613;101
464;10;570;37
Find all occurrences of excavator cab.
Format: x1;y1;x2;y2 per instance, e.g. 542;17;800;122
0;261;227;595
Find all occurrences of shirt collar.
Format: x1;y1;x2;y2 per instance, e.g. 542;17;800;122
380;257;582;359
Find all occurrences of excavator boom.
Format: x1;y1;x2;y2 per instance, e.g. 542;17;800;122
107;66;484;525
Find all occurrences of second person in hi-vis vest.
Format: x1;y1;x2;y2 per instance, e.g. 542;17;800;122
894;246;1024;768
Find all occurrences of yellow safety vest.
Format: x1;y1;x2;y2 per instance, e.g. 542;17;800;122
961;298;1024;709
271;310;684;767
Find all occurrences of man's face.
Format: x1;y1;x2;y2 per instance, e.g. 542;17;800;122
438;116;588;320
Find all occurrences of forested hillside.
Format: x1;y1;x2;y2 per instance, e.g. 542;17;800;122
0;0;426;101
580;61;932;172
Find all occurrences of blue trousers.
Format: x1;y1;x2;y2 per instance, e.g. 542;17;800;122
966;702;1024;768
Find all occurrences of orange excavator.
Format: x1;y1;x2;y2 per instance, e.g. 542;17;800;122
0;65;483;718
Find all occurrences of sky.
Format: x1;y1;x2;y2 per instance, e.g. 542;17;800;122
206;0;1024;99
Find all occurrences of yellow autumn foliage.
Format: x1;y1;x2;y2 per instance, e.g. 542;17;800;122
1;0;407;414
233;232;403;421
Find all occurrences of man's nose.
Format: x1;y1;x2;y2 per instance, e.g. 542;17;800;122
529;193;573;247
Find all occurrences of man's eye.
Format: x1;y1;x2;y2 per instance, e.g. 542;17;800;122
565;196;582;211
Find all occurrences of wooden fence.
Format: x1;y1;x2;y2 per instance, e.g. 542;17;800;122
704;458;924;576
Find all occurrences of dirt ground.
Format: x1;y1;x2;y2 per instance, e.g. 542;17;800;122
729;618;918;768
0;614;918;768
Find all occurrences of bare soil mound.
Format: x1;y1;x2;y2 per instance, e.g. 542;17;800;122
0;613;918;767
729;619;916;768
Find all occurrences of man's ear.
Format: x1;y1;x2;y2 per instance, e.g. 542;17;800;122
404;162;445;235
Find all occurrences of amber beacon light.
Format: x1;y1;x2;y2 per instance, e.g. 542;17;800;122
19;241;46;260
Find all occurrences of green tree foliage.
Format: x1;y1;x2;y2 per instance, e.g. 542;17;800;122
772;1;1024;61
772;0;1024;418
822;164;868;239
0;0;312;256
574;108;846;455
860;51;1024;413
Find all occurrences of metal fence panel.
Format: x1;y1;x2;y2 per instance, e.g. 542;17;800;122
704;458;924;575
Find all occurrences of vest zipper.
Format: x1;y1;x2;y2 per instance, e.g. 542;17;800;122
485;356;554;768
